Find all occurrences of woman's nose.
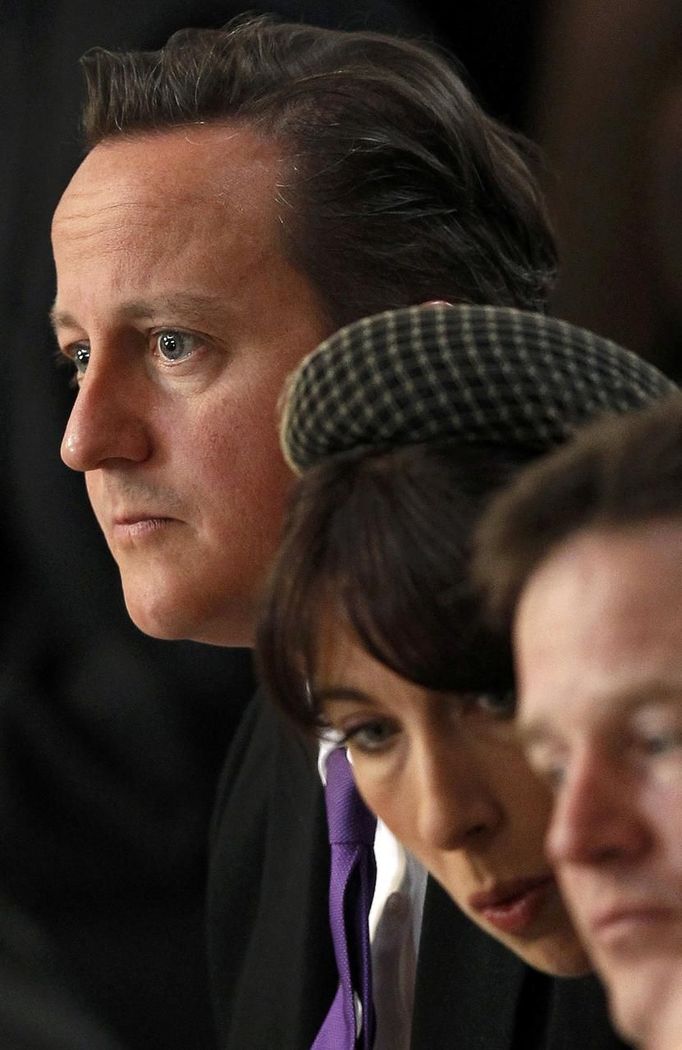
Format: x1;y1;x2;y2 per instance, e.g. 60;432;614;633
412;739;503;852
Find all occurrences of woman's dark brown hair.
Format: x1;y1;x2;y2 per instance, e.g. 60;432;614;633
256;438;533;732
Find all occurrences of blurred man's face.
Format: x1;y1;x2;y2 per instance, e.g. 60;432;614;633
516;523;682;1050
52;125;332;646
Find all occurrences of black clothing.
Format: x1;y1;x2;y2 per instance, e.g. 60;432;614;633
208;693;632;1050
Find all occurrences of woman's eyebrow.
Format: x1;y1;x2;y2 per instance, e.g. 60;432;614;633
313;686;374;706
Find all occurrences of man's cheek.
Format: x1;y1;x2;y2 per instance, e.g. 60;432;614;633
556;868;588;929
84;474;107;527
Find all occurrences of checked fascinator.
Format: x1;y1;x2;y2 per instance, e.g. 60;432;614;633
281;303;677;473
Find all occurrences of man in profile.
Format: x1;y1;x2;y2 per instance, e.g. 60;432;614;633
476;396;682;1050
52;15;621;1049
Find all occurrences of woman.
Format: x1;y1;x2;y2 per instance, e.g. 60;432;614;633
257;301;673;978
261;437;587;975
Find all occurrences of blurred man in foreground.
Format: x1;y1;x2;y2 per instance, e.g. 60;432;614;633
476;395;682;1050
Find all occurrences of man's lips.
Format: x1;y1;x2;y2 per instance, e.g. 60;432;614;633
111;514;178;541
468;875;556;935
588;902;676;947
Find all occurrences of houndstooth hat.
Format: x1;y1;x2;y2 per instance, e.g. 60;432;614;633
281;303;677;473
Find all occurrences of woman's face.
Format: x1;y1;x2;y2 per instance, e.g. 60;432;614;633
313;613;591;976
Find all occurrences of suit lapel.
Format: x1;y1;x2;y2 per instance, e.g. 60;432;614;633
410;878;633;1050
411;877;525;1049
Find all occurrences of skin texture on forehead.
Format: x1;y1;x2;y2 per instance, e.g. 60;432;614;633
52;124;333;646
515;522;682;1050
55;122;279;211
52;124;288;311
516;522;682;718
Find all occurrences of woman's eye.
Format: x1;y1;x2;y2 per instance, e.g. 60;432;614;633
154;330;198;363
343;720;396;754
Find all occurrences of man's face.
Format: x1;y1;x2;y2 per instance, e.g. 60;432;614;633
516;523;682;1049
52;125;332;646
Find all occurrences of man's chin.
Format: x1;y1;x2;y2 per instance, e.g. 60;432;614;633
605;955;682;1050
121;582;254;648
124;598;190;642
120;578;198;642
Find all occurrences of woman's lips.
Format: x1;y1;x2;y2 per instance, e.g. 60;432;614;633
469;875;555;935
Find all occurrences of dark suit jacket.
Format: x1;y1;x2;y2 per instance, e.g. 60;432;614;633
0;891;125;1050
208;692;632;1050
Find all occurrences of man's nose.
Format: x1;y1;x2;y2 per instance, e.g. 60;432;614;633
60;352;151;472
412;738;503;852
546;747;650;867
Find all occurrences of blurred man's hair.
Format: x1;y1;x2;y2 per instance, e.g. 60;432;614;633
80;14;555;327
474;394;682;628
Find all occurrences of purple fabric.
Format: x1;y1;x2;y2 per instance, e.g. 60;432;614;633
312;748;377;1049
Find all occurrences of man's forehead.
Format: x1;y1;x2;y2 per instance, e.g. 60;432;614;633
519;522;682;629
517;521;682;739
53;123;281;222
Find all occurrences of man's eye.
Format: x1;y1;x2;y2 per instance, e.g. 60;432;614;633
72;342;90;375
639;730;682;757
630;706;682;763
526;747;566;791
464;690;516;720
541;763;566;792
154;330;197;363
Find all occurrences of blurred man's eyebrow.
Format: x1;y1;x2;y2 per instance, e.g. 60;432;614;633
49;293;228;333
518;682;682;748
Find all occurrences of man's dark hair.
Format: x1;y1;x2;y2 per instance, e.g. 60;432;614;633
256;439;531;732
80;15;556;328
474;394;682;630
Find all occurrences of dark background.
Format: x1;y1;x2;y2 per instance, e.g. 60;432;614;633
0;1;678;1047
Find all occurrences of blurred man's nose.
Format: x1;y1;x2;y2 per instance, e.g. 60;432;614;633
547;746;651;867
60;351;151;472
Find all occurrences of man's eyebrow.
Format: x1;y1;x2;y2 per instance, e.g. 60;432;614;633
49;304;76;333
49;293;229;333
621;681;682;706
117;294;229;323
517;680;682;748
